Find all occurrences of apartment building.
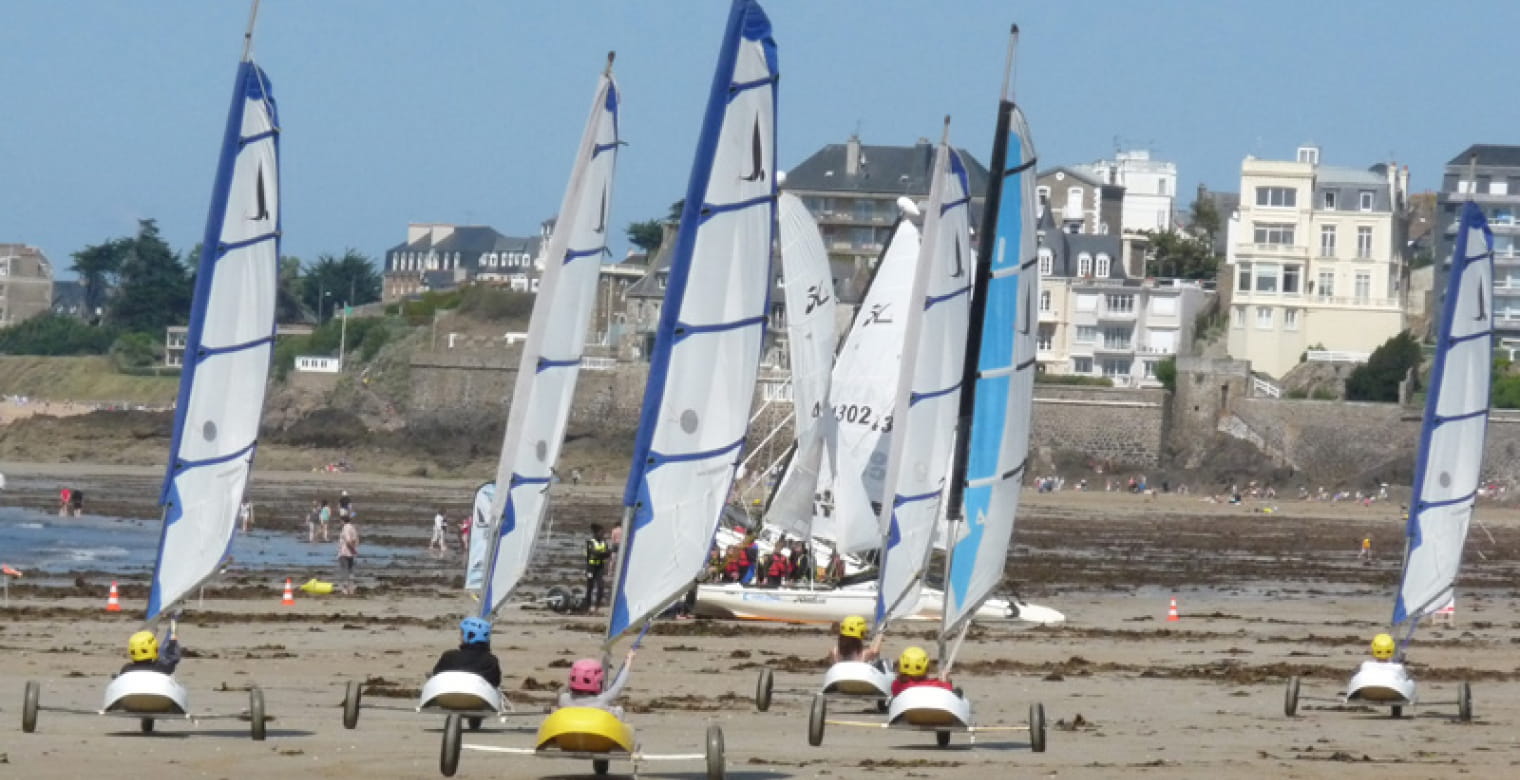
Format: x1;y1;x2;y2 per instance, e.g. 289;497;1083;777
1435;144;1520;348
1073;149;1178;234
1035;167;1123;236
0;244;54;326
382;223;543;301
1225;146;1409;379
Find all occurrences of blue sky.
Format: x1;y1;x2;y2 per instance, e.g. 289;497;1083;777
4;1;1518;276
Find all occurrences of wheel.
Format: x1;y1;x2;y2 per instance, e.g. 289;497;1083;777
140;718;155;734
1029;702;1046;753
547;585;573;614
1284;676;1300;717
953;686;964;699
935;730;951;747
876;698;889;713
440;714;462;777
467;716;483;731
343;679;362;729
571;586;587;610
592;758;610;775
22;680;39;733
1390;705;1403;719
249;687;266;741
807;693;826;747
706;723;725;779
755;668;773;712
1458;681;1472;722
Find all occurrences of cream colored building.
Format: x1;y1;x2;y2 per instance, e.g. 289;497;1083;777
0;244;55;327
1225;146;1408;379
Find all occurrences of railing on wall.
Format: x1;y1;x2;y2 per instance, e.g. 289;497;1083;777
1251;373;1281;399
1304;350;1369;363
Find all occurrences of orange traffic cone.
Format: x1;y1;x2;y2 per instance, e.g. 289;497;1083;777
1166;596;1179;622
281;578;296;606
105;581;121;612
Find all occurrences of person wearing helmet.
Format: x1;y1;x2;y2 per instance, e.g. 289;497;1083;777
121;627;182;676
430;617;502;687
1370;633;1398;663
828;615;883;665
556;649;637;717
890;646;953;697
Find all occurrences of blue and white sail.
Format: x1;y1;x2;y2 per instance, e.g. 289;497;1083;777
1392;201;1494;627
942;48;1040;640
608;0;777;642
475;59;621;616
762;193;838;538
148;30;280;619
873;126;974;628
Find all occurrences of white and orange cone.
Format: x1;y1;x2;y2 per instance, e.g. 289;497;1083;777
105;581;122;612
1166;596;1179;622
281;578;296;606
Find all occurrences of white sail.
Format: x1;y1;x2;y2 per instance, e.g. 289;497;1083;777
942;99;1039;639
817;217;921;552
608;0;777;641
873;136;974;628
1393;201;1494;625
476;64;621;616
762;193;837;537
464;482;494;589
149;56;279;619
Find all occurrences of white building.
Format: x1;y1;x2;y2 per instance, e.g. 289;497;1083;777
1225;146;1408;379
1074;150;1177;234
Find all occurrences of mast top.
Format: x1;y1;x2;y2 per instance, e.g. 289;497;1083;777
605;51;616;74
241;0;263;62
1001;23;1021;103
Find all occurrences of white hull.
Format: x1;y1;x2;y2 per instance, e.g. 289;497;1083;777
1344;660;1415;706
694;581;1063;626
887;685;970;729
103;671;189;715
821;661;892;697
417;671;504;714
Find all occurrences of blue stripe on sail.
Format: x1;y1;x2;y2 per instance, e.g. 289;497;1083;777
537;356;581;372
873;510;906;626
699;193;773;222
196;335;273;361
592;142;618;157
939;196;970;216
894;487;944;506
240;129;278;147
1417;491;1479;511
174;441;258;472
219;231;279;254
564;247;605;263
1434;407;1488;425
672;315;767;343
510;473;552;487
728;74;777;100
924;284;971;309
991;131;1026;272
909;382;962;406
1449;329;1492;346
646;437;745;469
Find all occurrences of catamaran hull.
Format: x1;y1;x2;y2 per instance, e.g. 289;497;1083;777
1344;661;1415;707
694;582;1063;626
102;671;189;714
418;671;505;714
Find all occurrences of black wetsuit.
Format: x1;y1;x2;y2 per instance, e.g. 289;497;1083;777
431;643;502;688
119;639;182;676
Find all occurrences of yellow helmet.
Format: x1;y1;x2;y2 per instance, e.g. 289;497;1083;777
128;631;158;662
898;646;930;677
839;615;868;640
1371;633;1396;660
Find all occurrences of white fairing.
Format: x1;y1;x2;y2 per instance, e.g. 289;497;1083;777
888;684;971;729
150;62;279;619
875;142;973;626
417;670;505;713
691;581;1062;626
1394;207;1494;624
479;70;620;615
763;193;837;538
821;220;921;553
821;661;892;697
103;671;190;714
1344;660;1415;706
942;104;1039;637
611;2;776;639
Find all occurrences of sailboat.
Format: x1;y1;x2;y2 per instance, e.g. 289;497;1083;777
1287;199;1493;721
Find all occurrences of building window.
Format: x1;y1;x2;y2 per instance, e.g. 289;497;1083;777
1038;248;1053;276
1253;223;1295;246
1284;308;1299;330
1102;326;1132;350
1077;253;1092;276
1457;180;1475;194
1073;356;1093;374
1067;186;1083;210
1317;271;1335;299
1322;191;1337;210
1037;324;1054;351
1101;358;1131;378
1075;294;1098;312
1358;190;1374;211
1106;294;1134;313
1158;179;1168;196
1283;265;1301;294
1036;186;1050;212
1075;325;1098;344
1236;263;1252;293
1354;272;1371;302
1255;186;1297;208
1095;253;1111;277
1493;180;1511;196
1255;307;1273;329
1232;306;1245;328
1254;265;1279;293
1039;289;1052;312
1297;147;1319;164
1356;226;1373;258
1319;225;1336;257
1143;359;1158;378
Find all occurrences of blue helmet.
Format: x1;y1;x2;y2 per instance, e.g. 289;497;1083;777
460;617;491;645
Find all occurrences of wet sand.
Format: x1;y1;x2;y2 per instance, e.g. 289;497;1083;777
3;467;1519;778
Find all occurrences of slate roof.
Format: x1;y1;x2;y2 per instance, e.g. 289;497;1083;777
385;226;541;272
784;139;990;198
1446;144;1520;168
1037;208;1125;280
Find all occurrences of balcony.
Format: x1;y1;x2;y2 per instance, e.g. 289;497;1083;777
1098;307;1137;321
1235;243;1310;261
1094;340;1135;354
1307;295;1400;309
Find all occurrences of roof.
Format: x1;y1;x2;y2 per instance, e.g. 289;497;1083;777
1316;165;1385;187
784;138;989;197
1036;166;1103;188
1446;144;1520;168
1036;209;1125;279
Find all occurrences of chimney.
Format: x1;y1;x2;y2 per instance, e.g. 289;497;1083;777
846;134;861;177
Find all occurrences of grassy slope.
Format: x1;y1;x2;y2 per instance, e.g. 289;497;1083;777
0;356;179;404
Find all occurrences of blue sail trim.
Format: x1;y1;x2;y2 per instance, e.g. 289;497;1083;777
894;486;946;506
909;382;962;406
195;335;274;361
564;246;605;263
240;129;278;147
939;196;970;216
173;441;257;472
218;231;279;254
509;473;553;487
671;315;767;345
727;74;778;100
537;356;581;372
592;142;618;157
1414;491;1480;513
479;490;522;616
924;284;971;309
1448;329;1492;346
699;194;773;223
645;437;746;469
1432;408;1488;426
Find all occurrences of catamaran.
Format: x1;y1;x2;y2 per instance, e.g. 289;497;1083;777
1285;198;1493;722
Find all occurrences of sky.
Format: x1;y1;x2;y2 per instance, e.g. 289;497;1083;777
4;0;1520;278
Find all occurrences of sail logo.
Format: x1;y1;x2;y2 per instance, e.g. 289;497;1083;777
741;116;766;182
863;302;893;326
250;164;270;221
804;281;831;314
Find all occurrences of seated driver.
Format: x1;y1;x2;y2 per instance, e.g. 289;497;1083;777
557;649;637;718
828;615;883;665
122;629;182;676
431;617;502;688
1370;632;1399;664
890;646;954;697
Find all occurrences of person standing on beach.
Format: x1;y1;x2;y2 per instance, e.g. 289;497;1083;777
581;524;610;613
58;488;71;517
338;490;353;525
430;508;449;556
337;514;360;595
69;488;84;517
318;499;332;542
306;501;320;543
459;512;472;555
239;498;253;533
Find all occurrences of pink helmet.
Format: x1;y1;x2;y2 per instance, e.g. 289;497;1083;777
568;658;604;694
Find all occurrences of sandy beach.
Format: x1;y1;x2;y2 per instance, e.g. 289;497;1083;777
3;466;1519;779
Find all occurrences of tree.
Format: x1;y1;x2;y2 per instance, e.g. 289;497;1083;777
301;249;381;321
626;220;664;254
1141;228;1217;280
1188;197;1222;247
1345;331;1422;402
667;199;686;222
1154;355;1177;392
70;238;130;319
277;256;307;322
109;219;193;334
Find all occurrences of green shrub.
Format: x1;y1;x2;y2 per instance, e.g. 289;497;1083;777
1284;388;1309;399
1310;386;1338;400
457;285;535;322
1035;373;1115;387
0;314;119;355
108;331;162;370
1154;356;1177;392
1345;332;1421;402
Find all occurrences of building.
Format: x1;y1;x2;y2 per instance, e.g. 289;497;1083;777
1035;167;1124;237
382;223;543;301
1073;150;1178;234
0;244;55;327
1435;144;1520;348
50;280;88;319
1034;211;1212;388
1225;146;1409;379
783;134;989;303
165;323;315;367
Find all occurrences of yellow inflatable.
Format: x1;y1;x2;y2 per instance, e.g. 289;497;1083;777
536;707;635;754
298;578;334;595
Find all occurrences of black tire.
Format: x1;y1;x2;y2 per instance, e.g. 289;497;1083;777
547;585;574;614
1458;681;1472;722
1390;705;1403;719
343;679;362;729
876;698;889;714
22;680;39;733
706;723;725;780
249;687;266;741
953;686;964;699
936;730;951;747
440;714;462;777
141;718;155;734
592;758;610;775
755;668;773;712
1029;702;1046;753
467;716;483;731
807;693;826;747
1284;676;1300;718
